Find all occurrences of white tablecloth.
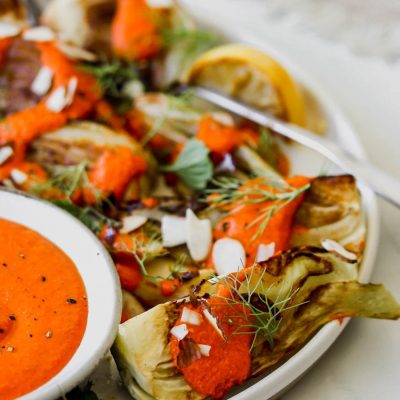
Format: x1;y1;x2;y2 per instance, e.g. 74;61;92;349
181;1;400;399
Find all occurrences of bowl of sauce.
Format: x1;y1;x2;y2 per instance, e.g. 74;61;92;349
0;189;121;400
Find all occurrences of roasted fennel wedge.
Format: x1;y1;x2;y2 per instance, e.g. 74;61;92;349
112;247;400;400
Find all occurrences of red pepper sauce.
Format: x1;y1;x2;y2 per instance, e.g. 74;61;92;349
213;176;311;265
170;298;252;399
0;218;88;400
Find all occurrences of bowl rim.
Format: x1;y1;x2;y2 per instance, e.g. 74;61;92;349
0;188;122;400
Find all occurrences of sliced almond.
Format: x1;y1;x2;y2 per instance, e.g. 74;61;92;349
170;324;188;341
45;86;67;112
181;307;202;326
10;169;27;185
216;153;236;173
23;27;56;42
161;215;186;247
120;215;148;234
198;344;211;357
57;42;97;62
31;66;53;96
212;238;246;275
122;80;144;100
0;22;21;39
0;146;13;166
321;239;357;261
202;308;224;339
186;209;212;262
65;76;78;106
256;242;275;263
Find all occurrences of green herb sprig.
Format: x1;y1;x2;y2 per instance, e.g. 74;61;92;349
214;267;306;350
33;162;119;233
161;139;213;190
206;176;310;240
162;27;220;67
81;60;138;113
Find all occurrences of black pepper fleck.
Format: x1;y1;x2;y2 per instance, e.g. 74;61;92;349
41;276;46;282
8;315;16;321
222;222;229;232
66;298;77;304
2;262;7;267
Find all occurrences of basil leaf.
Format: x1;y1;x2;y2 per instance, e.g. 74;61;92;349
162;139;213;190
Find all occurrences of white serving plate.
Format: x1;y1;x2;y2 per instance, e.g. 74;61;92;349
0;189;122;400
86;9;380;400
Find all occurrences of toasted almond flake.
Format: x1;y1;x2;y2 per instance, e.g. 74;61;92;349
31;66;53;96
120;215;148;234
23;26;56;42
202;308;224;339
186;209;212;262
122;80;144;99
181;307;202;326
66;76;78;106
198;344;211;357
170;324;188;341
161;215;186;247
1;179;15;189
0;22;21;39
256;242;275;263
212;238;246;276
10;169;27;185
216;153;236;173
45;86;67;112
57;42;97;62
321;239;357;261
0;146;13;166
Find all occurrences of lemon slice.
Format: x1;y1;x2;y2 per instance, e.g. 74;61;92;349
185;44;308;127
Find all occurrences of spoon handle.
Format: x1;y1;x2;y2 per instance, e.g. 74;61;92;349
190;85;400;208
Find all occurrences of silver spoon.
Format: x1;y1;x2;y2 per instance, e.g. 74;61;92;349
181;85;400;208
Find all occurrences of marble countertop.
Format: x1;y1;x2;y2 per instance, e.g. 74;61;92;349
182;1;400;399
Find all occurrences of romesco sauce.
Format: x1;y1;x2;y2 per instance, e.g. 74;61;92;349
170;299;252;399
0;218;88;400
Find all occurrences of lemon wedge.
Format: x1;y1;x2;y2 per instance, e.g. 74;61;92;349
185;44;309;128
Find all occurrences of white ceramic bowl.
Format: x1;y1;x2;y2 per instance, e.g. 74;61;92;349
0;189;122;400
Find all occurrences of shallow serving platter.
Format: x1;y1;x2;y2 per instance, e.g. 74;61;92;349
87;8;380;400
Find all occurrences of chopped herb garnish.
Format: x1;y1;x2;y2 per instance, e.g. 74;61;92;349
162;27;220;70
81;59;138;113
161;139;213;190
52;200;120;234
214;267;307;350
33;161;89;201
206;176;310;240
